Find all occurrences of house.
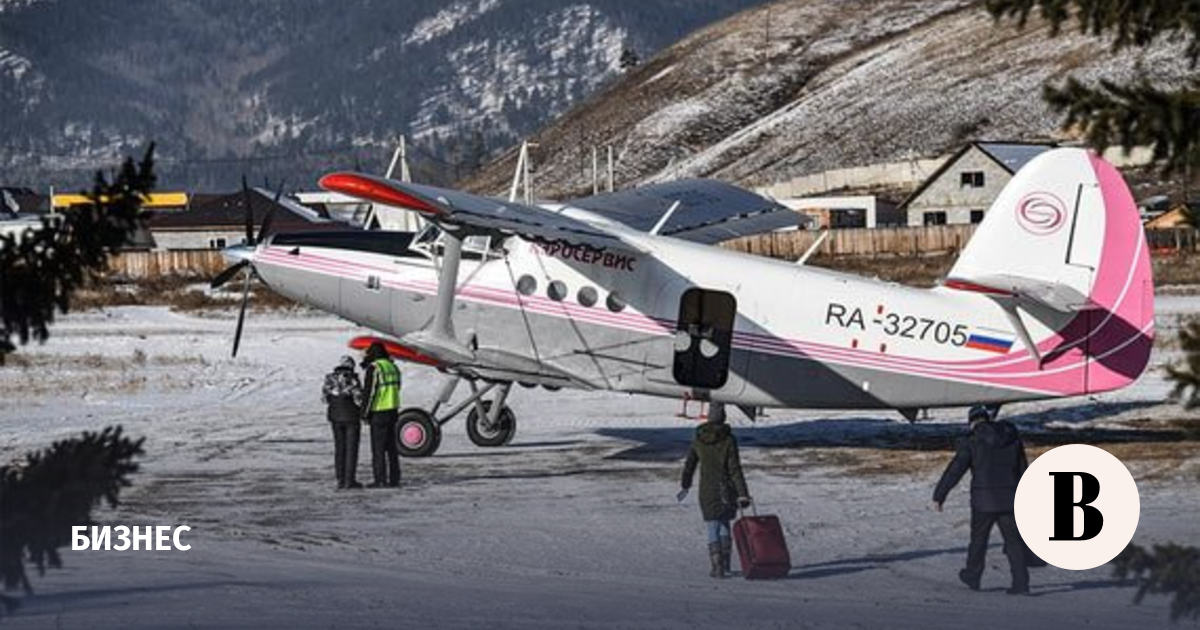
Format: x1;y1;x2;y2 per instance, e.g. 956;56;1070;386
773;195;901;229
1;186;49;216
1144;205;1193;229
900;141;1056;227
1;187;158;249
52;191;190;212
147;188;344;251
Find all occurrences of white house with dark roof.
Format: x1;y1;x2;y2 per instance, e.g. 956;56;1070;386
899;141;1055;227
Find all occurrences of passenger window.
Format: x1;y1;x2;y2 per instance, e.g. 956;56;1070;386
577;286;598;307
516;275;537;296
606;292;626;312
547;280;568;302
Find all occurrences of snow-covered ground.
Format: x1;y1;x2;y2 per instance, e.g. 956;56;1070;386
1;303;1196;629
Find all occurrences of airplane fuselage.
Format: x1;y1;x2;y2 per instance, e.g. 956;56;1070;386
250;220;1131;411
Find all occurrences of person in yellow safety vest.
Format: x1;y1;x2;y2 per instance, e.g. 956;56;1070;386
360;341;402;488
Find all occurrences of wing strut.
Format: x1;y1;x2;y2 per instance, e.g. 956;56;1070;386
649;201;682;236
796;229;829;266
402;230;475;364
433;232;462;339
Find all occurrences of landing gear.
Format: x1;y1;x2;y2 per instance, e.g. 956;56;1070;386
390;228;523;457
466;401;516;447
395;377;518;457
396;408;441;458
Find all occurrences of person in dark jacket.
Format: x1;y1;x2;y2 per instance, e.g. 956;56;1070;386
932;405;1030;594
679;403;751;578
322;356;364;489
361;342;402;488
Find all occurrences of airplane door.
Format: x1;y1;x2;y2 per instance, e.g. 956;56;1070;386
672;288;736;389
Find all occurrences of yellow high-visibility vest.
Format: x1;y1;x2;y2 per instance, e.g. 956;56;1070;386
369;359;401;412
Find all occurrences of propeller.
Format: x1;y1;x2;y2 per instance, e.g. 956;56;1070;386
210;177;284;357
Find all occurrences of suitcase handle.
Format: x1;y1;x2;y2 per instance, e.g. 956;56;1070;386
738;501;758;518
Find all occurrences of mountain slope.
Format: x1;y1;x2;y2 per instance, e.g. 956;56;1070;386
0;0;765;189
464;0;1196;198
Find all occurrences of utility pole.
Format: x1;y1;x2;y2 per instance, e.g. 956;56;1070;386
366;135;413;231
592;145;599;195
765;6;774;68
508;142;526;203
399;135;411;183
607;145;614;193
509;140;538;204
523;142;534;205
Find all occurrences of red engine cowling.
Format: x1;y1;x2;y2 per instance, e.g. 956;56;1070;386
348;336;441;367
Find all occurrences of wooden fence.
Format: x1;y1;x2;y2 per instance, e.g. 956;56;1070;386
724;224;980;259
107;249;226;279
726;225;1200;260
1146;227;1200;253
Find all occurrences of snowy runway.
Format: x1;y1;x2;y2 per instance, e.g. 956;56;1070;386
1;306;1195;628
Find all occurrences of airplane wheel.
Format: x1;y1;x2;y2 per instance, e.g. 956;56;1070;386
396;408;441;457
466;402;516;447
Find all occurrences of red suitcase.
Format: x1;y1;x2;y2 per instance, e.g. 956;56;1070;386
732;511;791;579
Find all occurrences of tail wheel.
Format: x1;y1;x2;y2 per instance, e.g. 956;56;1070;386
396;408;441;457
466;401;516;447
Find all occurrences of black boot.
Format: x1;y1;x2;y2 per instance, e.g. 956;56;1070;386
959;568;981;591
708;542;725;578
720;538;733;575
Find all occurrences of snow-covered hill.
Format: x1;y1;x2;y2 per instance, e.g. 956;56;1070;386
464;0;1197;198
0;0;764;189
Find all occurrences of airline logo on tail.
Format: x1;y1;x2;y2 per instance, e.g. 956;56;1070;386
1015;191;1067;236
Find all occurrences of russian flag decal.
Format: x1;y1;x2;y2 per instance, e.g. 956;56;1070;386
965;333;1013;354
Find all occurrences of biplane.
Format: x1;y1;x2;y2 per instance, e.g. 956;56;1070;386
213;149;1153;456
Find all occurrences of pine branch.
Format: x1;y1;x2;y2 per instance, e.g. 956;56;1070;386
0;426;145;611
1113;543;1200;621
0;144;156;361
1041;78;1200;175
986;0;1200;65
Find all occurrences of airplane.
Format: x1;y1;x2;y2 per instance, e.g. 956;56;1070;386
212;148;1154;457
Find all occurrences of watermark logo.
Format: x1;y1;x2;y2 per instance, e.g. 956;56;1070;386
1014;444;1139;570
1015;192;1067;236
72;525;192;551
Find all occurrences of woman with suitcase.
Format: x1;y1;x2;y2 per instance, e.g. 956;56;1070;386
679;403;752;578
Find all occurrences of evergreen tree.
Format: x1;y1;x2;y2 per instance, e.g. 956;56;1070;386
1113;543;1200;622
987;0;1200;174
0;427;145;615
0;145;155;362
1166;316;1200;408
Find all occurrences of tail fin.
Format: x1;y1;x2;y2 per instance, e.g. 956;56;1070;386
947;148;1154;394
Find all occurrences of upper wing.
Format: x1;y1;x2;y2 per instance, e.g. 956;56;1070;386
565;179;804;244
320;173;631;251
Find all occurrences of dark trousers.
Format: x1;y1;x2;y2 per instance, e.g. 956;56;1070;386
368;410;400;486
965;510;1028;589
330;421;360;487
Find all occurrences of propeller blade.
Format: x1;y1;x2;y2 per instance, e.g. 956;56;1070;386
210;260;249;289
242;175;254;246
231;270;251;358
256;180;284;244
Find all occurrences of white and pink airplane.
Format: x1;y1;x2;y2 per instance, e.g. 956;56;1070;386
213;148;1153;457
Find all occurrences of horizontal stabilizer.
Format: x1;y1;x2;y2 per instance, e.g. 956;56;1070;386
945;274;1093;312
